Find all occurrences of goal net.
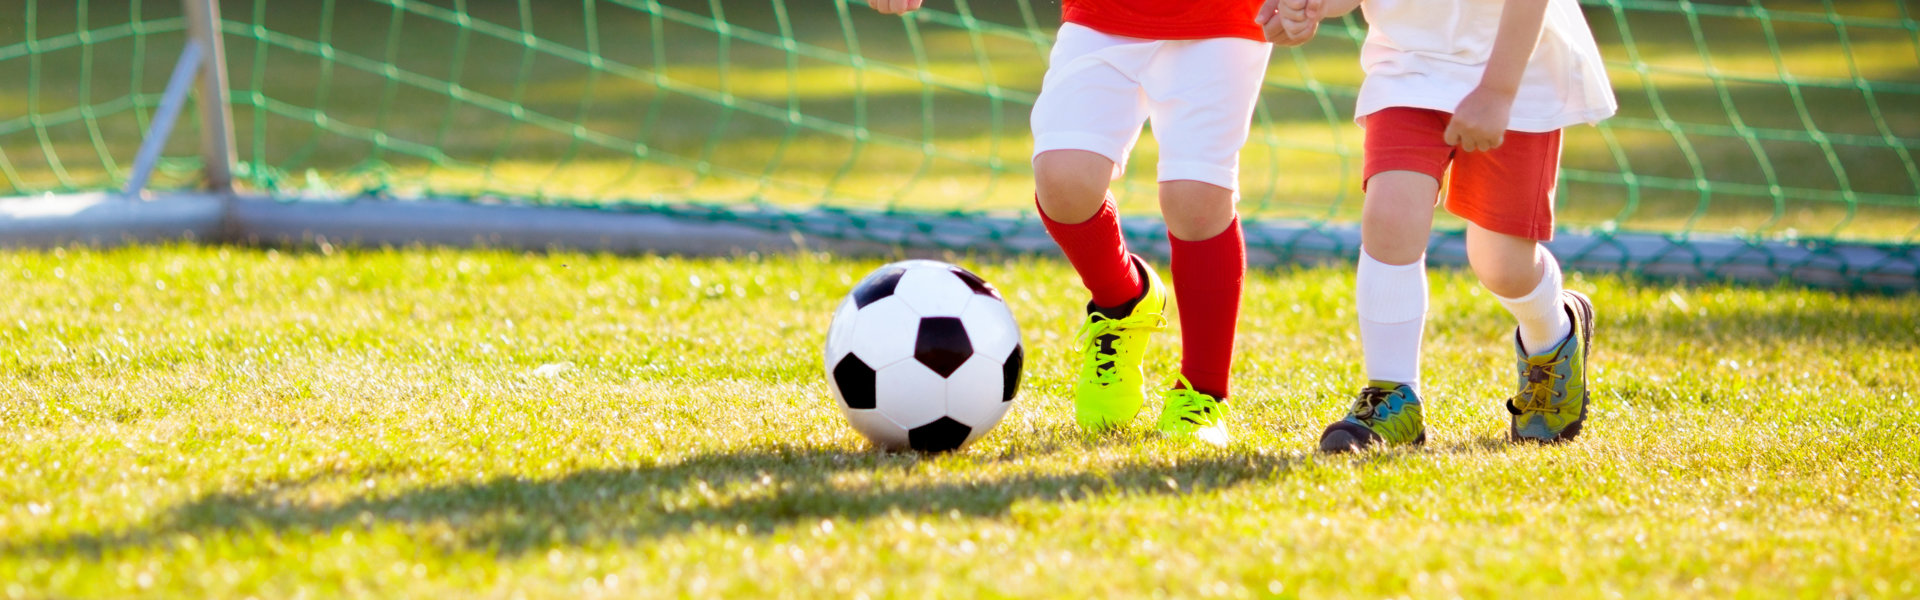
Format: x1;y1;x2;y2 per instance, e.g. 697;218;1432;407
3;0;1916;288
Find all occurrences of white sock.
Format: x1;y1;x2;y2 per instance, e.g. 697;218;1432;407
1356;248;1428;392
1494;249;1572;356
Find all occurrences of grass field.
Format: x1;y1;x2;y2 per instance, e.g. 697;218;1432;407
2;246;1917;597
4;0;1918;240
4;2;1919;595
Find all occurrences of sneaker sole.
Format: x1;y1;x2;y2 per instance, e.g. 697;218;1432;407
1320;421;1426;453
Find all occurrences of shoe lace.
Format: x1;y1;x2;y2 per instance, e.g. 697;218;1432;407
1348;386;1395;422
1508;357;1569;413
1164;376;1219;425
1075;311;1166;387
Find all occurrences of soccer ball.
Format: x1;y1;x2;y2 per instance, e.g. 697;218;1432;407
823;260;1024;452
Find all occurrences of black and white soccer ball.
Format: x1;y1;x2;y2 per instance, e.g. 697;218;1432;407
824;260;1024;452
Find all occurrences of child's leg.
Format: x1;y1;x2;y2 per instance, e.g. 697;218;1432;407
1028;24;1169;432
1034;150;1143;309
1448;126;1593;443
1357;171;1440;392
1028;22;1159;310
1467;224;1570;355
1136;34;1267;401
1037;152;1167;433
1135;34;1268;443
1158;180;1242;400
1445;123;1573;357
1319;108;1455;452
1320;169;1438;452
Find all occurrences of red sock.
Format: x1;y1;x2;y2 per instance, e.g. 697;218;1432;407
1170;217;1245;399
1037;195;1143;308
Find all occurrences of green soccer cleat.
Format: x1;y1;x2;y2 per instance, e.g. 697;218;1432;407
1157;376;1229;447
1318;381;1426;452
1072;254;1167;432
1507;290;1596;443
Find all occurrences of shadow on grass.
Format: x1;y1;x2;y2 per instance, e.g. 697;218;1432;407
7;443;1312;558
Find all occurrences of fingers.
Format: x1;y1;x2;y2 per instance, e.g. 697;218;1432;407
1276;0;1320;26
1260;0;1323;46
1263;17;1296;44
1303;0;1326;19
1444;126;1506;153
1256;0;1281;25
1443;123;1484;152
1267;19;1318;46
1262;20;1286;43
1283;16;1316;40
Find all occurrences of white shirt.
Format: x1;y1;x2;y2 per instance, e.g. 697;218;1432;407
1354;0;1618;132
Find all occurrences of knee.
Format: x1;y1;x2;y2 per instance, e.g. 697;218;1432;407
1471;251;1543;297
1358;197;1435;265
1159;181;1236;241
1478;267;1536;297
1033;151;1113;202
1034;171;1102;208
1360;199;1421;231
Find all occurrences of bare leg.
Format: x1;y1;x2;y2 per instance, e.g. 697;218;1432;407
1034;149;1119;224
1465;222;1545;297
1468;222;1570;355
1157;180;1236;242
1360;171;1440;266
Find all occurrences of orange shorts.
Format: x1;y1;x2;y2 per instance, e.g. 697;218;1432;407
1362;107;1563;241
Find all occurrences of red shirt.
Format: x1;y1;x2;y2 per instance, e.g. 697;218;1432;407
1063;0;1268;42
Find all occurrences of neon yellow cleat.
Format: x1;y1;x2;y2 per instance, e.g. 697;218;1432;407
1157;376;1229;447
1072;254;1166;432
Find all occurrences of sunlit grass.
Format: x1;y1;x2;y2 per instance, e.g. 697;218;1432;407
1;246;1916;597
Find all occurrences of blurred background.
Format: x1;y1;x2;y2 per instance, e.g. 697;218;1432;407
3;0;1916;242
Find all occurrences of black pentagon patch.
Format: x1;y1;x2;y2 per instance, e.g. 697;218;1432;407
914;317;973;378
1001;344;1023;402
851;265;907;309
949;266;1002;300
831;354;877;409
908;416;973;453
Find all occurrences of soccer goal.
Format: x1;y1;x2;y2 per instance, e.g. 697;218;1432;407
2;0;1916;289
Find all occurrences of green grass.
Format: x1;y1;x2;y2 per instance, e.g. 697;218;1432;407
3;246;1917;597
3;0;1918;240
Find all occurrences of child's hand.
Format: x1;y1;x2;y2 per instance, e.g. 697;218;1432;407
870;0;922;15
1257;0;1323;47
1444;86;1515;152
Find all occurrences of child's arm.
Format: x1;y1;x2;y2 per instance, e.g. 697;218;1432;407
1443;0;1552;152
869;0;923;15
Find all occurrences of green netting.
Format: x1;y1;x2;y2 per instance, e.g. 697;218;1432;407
3;0;1918;282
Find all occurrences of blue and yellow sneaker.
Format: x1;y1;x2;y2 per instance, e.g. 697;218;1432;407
1507;290;1596;443
1073;254;1167;432
1318;381;1426;452
1157;376;1229;447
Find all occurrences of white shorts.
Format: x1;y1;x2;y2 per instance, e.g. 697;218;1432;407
1030;23;1272;192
